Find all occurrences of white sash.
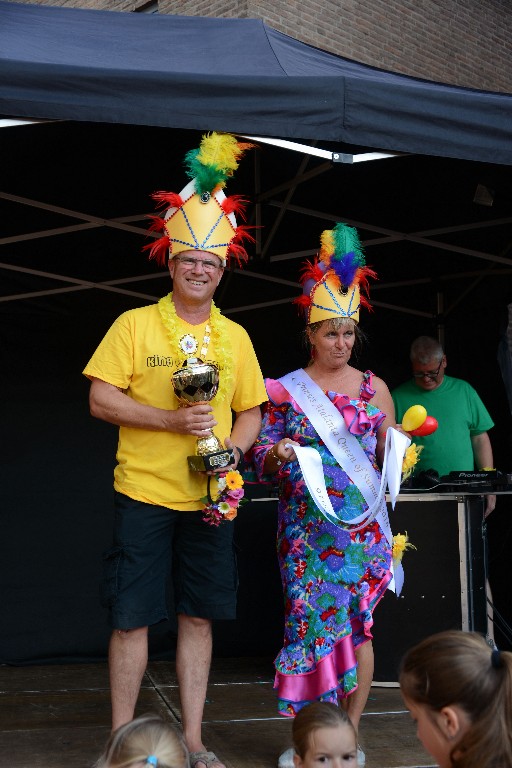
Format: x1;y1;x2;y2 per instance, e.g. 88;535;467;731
280;369;410;593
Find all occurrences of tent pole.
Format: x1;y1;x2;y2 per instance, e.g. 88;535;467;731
437;290;445;348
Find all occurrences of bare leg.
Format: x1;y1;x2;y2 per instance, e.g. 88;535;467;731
346;639;374;732
176;614;225;767
109;626;148;731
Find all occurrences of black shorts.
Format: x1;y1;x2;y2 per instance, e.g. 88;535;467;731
101;491;238;629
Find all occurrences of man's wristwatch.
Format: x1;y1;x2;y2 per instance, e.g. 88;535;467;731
234;446;245;472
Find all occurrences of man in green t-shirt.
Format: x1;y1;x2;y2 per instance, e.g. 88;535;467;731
392;336;495;515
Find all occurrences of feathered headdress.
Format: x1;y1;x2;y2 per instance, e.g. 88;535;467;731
144;132;255;266
294;222;376;324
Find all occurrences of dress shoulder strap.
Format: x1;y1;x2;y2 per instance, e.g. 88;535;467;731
360;370;377;402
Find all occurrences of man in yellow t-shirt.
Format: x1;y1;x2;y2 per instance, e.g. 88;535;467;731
83;133;267;768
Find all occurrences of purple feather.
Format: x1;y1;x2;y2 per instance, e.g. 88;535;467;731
331;250;358;288
303;277;318;296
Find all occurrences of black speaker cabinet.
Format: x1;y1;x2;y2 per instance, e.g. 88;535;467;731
373;493;488;682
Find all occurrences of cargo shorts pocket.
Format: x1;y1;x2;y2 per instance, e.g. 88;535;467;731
100;545;123;607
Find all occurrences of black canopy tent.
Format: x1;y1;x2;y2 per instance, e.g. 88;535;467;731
1;2;512;664
1;0;511;362
2;0;512;163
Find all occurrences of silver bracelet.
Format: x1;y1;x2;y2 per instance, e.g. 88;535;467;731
269;445;282;466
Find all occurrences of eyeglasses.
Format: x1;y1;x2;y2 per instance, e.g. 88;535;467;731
174;255;223;273
412;361;443;379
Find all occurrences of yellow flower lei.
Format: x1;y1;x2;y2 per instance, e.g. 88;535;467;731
157;292;233;403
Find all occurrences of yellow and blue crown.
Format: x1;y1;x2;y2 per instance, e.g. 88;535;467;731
294;223;376;324
144;132;255;266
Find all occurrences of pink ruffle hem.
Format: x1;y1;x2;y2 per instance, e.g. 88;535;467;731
274;575;392;714
274;632;357;710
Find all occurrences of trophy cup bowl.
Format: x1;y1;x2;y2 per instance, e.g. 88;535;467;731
171;357;235;472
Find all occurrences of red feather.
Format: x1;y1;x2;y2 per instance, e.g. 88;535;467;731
146;214;166;234
233;224;256;246
221;194;250;220
356;265;378;295
356;266;378;311
143;235;170;267
227;242;249;267
299;258;324;286
359;295;373;312
226;224;259;266
151;191;184;210
293;294;312;309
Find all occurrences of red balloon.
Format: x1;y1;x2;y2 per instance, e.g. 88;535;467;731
409;415;438;436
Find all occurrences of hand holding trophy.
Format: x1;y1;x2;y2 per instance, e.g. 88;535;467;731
172;356;235;472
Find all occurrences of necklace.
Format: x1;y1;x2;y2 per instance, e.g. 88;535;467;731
158;292;233;402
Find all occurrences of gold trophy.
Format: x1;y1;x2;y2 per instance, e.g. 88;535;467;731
171;357;235;472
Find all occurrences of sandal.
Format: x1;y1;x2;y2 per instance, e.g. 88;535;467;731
189;751;225;768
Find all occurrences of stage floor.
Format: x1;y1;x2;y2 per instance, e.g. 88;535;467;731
0;657;433;768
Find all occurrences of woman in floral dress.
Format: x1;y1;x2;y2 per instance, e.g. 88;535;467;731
252;224;398;743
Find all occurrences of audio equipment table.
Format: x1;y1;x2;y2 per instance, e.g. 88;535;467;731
373;491;503;681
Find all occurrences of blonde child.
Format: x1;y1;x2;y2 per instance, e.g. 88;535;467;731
291;702;358;768
399;630;512;768
94;713;189;768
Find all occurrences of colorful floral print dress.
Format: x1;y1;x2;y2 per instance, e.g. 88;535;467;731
252;371;392;717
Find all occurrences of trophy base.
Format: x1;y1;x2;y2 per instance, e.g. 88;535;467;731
187;448;235;472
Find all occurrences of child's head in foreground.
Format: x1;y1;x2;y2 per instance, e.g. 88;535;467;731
399;630;512;768
94;713;189;768
292;702;357;768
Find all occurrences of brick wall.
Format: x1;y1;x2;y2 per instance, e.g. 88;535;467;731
8;0;512;92
250;0;512;93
